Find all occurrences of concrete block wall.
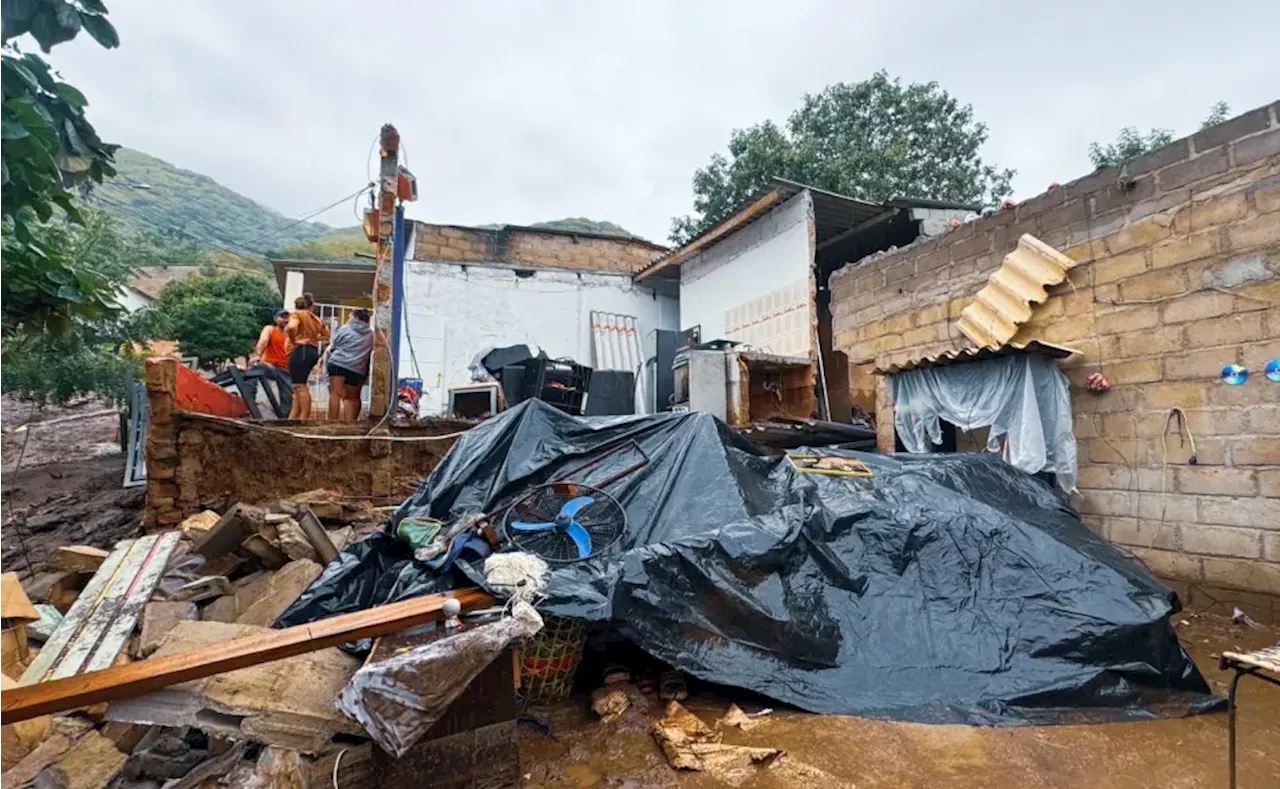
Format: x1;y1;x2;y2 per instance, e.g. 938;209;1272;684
409;223;663;274
829;103;1280;617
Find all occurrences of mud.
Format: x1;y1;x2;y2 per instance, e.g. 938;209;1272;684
519;613;1280;788
1;394;123;470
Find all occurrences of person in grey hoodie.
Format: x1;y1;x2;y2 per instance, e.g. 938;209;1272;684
323;309;375;420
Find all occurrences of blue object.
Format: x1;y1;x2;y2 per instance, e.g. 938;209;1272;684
1221;364;1248;385
1265;359;1280;382
511;495;596;559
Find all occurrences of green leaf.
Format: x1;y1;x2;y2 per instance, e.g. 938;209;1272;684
2;57;42;95
53;1;81;32
78;11;117;48
56;282;86;302
78;0;109;12
62;154;92;172
1;116;29;138
53;81;86;108
1;159;9;185
27;6;80;52
45;267;74;285
62;117;85;153
1;0;37;42
32;197;52;221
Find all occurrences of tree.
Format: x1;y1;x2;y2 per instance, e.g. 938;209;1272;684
1088;102;1231;170
670;71;1014;244
146;273;281;367
2;0;122;331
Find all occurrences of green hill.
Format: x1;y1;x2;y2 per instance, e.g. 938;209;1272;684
86;148;332;258
526;217;637;238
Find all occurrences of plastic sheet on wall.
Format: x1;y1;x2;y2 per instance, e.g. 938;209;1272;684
891;353;1078;491
278;400;1217;725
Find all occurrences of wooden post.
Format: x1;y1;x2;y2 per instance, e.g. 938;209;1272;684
369;124;400;417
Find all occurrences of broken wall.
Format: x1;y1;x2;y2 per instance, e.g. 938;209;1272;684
829;103;1280;617
144;360;466;527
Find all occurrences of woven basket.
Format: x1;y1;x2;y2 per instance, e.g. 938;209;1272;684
517;615;586;705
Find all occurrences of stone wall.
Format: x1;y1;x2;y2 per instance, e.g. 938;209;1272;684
829;103;1280;617
409;223;664;274
144;359;466;527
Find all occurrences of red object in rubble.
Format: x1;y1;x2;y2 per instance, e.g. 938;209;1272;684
1000;199;1015;210
1086;372;1110;393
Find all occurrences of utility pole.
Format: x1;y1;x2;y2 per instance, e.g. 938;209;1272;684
368;124;399;417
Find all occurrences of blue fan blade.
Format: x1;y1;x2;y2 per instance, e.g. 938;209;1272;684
511;521;557;531
565;521;593;559
558;496;595;519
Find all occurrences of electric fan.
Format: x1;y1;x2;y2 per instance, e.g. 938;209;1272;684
502;483;626;562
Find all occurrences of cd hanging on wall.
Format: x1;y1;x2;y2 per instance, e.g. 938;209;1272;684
1221;364;1248;386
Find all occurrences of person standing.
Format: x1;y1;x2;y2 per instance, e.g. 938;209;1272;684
284;296;329;419
324;308;374;420
251;310;290;371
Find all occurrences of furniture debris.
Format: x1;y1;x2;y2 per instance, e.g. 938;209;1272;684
2;588;493;723
1220;643;1280;789
1;573;40;676
19;533;182;687
956;233;1078;348
51;546;110;574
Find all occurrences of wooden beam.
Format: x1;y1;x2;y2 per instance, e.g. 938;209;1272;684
634;190;781;281
1;588;494;724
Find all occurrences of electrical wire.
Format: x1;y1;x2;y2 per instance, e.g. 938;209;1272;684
183;411;469;442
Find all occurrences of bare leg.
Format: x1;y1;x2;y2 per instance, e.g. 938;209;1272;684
344;384;362;420
327;376;345;420
296;385;312;420
288;384;307;419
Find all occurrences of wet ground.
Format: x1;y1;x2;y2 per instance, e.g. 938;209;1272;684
519;613;1280;788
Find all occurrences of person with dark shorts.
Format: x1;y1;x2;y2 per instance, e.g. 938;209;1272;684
323;308;374;420
284;295;329;419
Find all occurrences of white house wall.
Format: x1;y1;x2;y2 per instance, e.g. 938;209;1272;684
400;261;679;415
679;191;815;356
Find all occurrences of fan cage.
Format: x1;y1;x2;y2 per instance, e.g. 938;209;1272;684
502;482;626;563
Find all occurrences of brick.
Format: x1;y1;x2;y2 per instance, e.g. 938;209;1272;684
1160;290;1235;326
1211;377;1279;406
1227;212;1280;251
1142;382;1210;409
1198;495;1276;530
1157;147;1230;191
1126;190;1188;224
1090;251;1148;285
1014;189;1066;220
1266;532;1280;563
1153;236;1222;275
1242;340;1280;376
1201;557;1280;595
1233;127;1280;167
1165;348;1234;380
1108;518;1178;550
948;233;992;261
1136;492;1199;522
1182;524;1261;558
1231;437;1280;466
1084;439;1138;465
1121;268;1190;303
1130;547;1202;582
1246;404;1280;434
1259;471;1280;496
1096;305;1161;334
1255;179;1280;214
1173;193;1248;234
1183;312;1265;349
1103;215;1173;254
1037;198;1090;234
1107;358;1163;384
1124;140;1191;177
1194;107;1271;153
1110;327;1183;358
1176;466;1257;496
1076;488;1134;517
1091;176;1155;215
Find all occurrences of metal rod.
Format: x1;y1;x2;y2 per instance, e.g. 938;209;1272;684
298;507;339;564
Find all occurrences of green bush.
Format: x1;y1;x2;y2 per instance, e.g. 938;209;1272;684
1;331;142;406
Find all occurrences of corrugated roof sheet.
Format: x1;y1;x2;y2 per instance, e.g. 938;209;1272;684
875;340;1078;374
956;234;1079;347
590;311;646;410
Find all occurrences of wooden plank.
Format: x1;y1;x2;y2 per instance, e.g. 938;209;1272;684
1;587;494;723
0;573;39;621
633;189;781;281
21;534;180;684
19;541;132;685
52;546;111;574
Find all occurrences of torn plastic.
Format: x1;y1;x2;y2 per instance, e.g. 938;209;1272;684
891;353;1079;491
279;399;1218;724
337;602;543;757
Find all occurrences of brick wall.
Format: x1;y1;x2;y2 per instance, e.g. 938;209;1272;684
144;360;465;527
410;223;664;274
829;103;1280;617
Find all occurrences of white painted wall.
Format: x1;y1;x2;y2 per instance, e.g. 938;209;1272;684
679;191;815;357
116;287;152;314
400;261;679;415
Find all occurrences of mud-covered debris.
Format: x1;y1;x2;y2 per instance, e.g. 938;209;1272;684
651;701;782;783
590;686;629;723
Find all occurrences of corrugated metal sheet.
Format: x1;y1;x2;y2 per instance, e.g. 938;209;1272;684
956;234;1079;347
876;340;1079;374
590;311;647;412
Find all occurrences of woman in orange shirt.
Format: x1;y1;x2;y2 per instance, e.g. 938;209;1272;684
252;310;290;370
284;296;330;419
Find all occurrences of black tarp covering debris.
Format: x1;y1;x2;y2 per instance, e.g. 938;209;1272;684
278;400;1219;724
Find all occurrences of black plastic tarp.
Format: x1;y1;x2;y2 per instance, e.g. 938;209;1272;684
278;399;1218;724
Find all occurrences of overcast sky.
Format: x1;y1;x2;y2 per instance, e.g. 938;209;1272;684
48;0;1280;244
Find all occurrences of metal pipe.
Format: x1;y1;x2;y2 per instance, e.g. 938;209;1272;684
298;507;339;564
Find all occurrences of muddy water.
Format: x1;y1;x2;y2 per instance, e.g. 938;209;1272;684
519;613;1280;788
